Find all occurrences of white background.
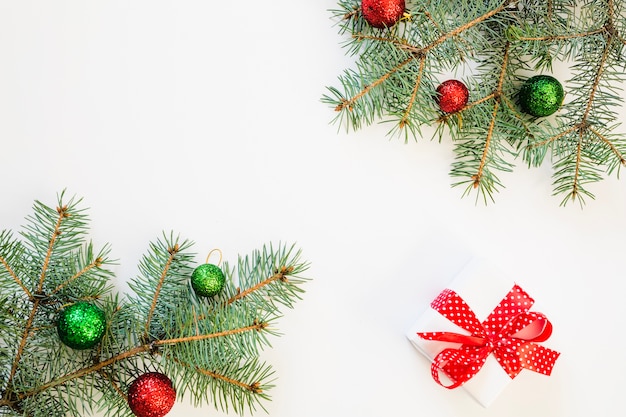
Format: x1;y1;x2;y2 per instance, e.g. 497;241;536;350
1;1;625;416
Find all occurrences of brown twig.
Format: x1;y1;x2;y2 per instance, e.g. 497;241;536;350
227;266;293;305
51;258;103;295
11;321;267;404
337;2;512;113
0;255;32;299
400;56;426;128
472;43;511;188
144;244;179;338
4;205;67;390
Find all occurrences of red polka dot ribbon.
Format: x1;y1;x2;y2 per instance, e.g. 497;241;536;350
417;285;560;389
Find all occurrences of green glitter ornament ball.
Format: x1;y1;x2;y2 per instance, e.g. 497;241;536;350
190;263;225;297
518;75;564;117
57;302;107;350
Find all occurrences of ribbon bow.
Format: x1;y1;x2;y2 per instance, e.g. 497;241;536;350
417;285;560;389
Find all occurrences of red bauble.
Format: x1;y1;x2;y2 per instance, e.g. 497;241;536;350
128;372;176;417
361;0;405;29
436;79;470;113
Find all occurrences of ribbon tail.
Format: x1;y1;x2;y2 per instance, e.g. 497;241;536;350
517;343;561;376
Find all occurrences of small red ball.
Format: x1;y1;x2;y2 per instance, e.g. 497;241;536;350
361;0;405;29
128;372;176;417
436;79;470;113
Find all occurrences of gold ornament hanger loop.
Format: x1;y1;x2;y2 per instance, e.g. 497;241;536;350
205;248;223;266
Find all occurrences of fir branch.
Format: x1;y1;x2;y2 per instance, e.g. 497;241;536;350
144;242;180;338
97;370;127;401
10;321;268;406
4;194;76;394
588;125;626;165
171;356;264;394
156;321;267;346
472;43;512;190
334;56;415;112
36;204;68;291
1;194;310;416
399;55;427;128
326;0;626;204
0;231;32;299
512;27;605;42
50;247;108;295
227;266;294;305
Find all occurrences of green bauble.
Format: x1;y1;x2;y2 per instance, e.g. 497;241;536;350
191;263;225;297
57;302;107;350
518;75;564;117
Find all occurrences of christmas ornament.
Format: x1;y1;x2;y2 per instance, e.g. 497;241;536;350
518;75;564;117
191;263;225;297
57;302;107;350
436;79;469;113
361;0;405;29
128;372;176;417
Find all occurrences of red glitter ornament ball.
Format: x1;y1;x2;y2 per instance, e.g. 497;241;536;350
361;0;406;29
436;79;470;113
128;372;176;417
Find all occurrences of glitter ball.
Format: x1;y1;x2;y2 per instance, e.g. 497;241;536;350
436;79;470;113
518;75;564;117
190;263;225;297
57;302;106;350
361;0;406;29
128;372;176;417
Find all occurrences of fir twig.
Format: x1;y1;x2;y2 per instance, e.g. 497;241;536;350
0;193;310;416
325;0;626;205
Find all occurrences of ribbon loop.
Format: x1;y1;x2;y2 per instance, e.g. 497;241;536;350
417;285;560;389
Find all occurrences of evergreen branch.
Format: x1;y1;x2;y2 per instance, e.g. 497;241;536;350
37;204;68;292
417;1;512;55
98;370;127;401
531;123;582;148
579;34;612;124
4;199;71;394
547;0;553;22
1;194;310;415
438;93;496;124
513;28;606;41
326;0;626;204
10;346;147;405
144;243;179;338
10;321;267;405
419;8;471;60
588;125;626;166
472;43;511;189
51;257;104;295
172;356;263;394
227;266;294;305
399;55;426;128
0;251;32;300
501;94;536;139
570;129;585;202
333;1;513;115
335;55;414;112
155;321;266;346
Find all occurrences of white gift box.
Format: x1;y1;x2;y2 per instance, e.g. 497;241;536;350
405;258;550;407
